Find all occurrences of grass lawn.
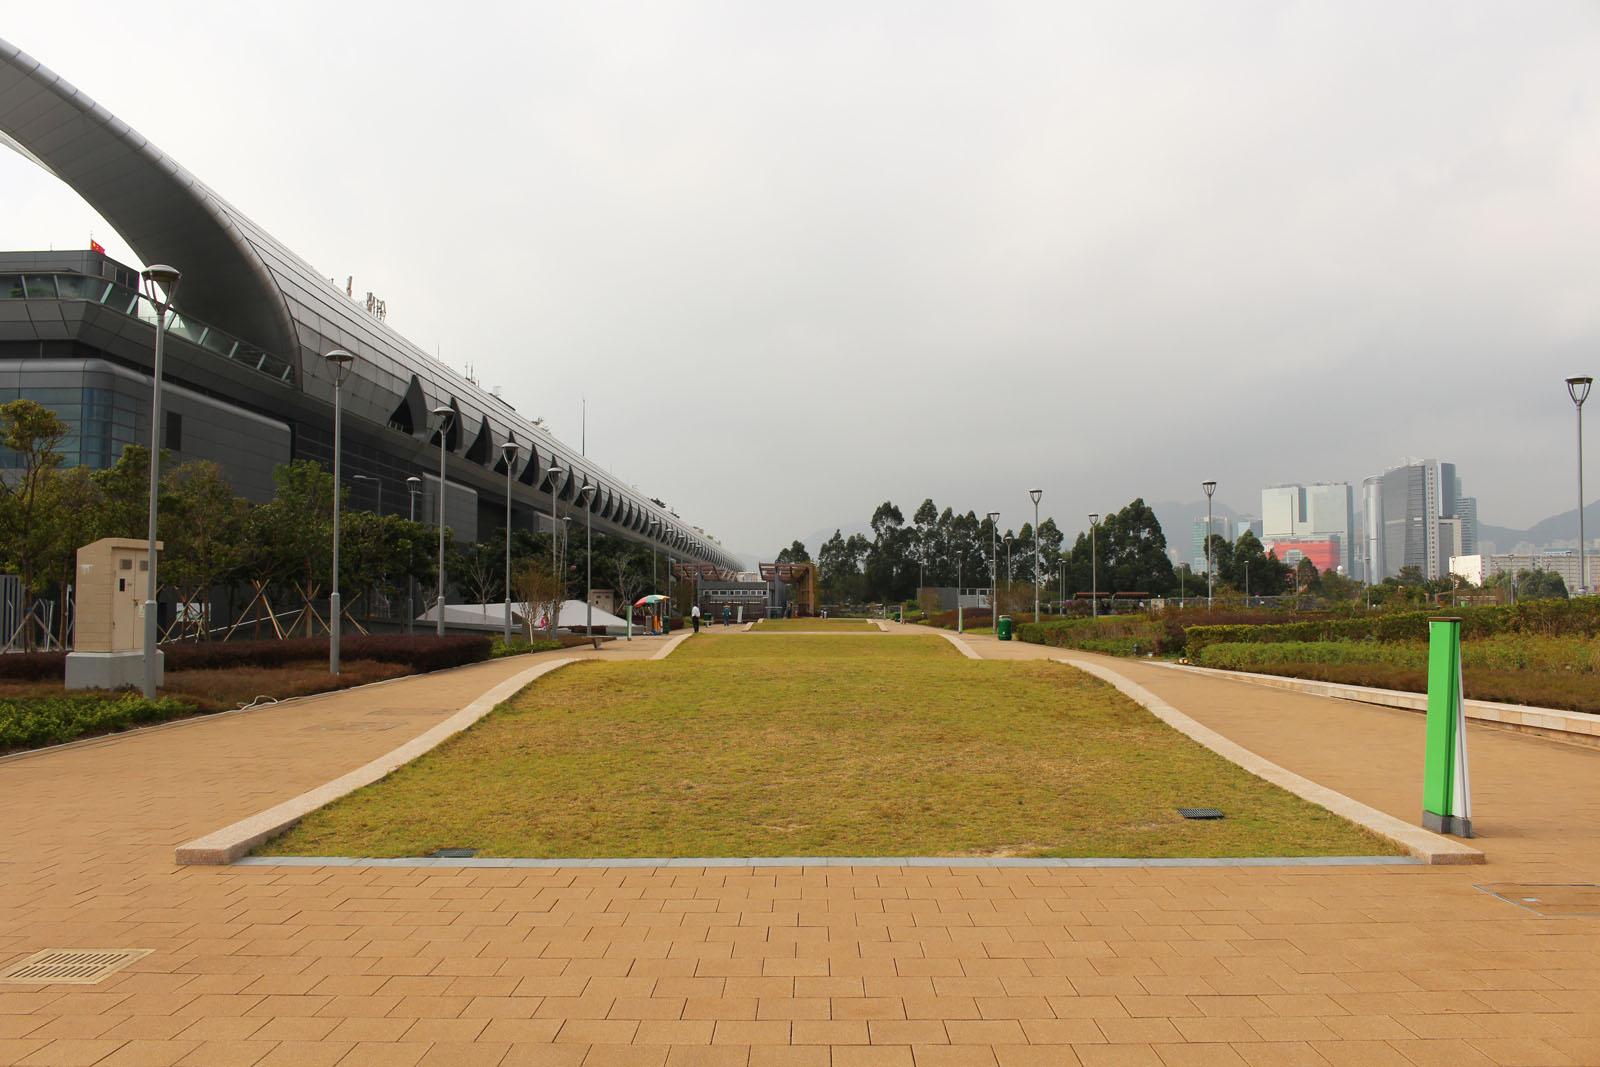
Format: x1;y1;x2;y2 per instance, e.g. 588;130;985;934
259;634;1404;860
752;618;879;632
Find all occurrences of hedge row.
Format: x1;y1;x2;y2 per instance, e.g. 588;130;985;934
1185;598;1600;656
1196;634;1600;675
1015;616;1180;655
0;634;494;680
0;694;194;751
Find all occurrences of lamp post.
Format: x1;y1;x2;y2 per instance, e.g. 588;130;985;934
1567;377;1592;596
1004;536;1013;590
1088;513;1100;620
1029;488;1042;623
578;484;598;648
986;511;999;622
501;440;520;642
547;465;563;583
139;264;180;700
431;405;454;636
1057;559;1067;613
1202;480;1217;611
324;349;355;674
406;476;421;633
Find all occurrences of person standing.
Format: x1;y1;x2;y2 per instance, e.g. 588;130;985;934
691;603;701;633
722;605;731;627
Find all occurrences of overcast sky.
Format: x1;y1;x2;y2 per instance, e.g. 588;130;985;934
5;2;1599;559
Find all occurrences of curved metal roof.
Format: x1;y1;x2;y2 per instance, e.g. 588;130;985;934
0;36;739;571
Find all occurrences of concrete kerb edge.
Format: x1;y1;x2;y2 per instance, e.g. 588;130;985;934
938;631;981;659
1157;661;1600;747
1053;655;1485;866
651;630;695;660
173;657;583;865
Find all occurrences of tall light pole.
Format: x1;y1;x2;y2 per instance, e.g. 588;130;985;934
501;440;520;642
406;476;421;633
1089;513;1100;620
431;405;454;636
1567;377;1592;596
986;511;999;622
578;484;598;648
140;264;180;700
1004;536;1013;589
1029;488;1042;623
1202;480;1217;611
547;465;563;583
324;349;355;674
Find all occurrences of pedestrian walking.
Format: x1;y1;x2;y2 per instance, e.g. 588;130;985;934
691;603;701;633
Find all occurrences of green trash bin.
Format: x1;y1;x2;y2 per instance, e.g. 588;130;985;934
997;615;1012;641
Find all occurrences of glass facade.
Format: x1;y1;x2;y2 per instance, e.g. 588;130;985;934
1;271;295;384
0;384;139;470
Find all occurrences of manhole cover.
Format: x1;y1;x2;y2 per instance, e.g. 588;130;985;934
0;949;151;984
1178;808;1226;820
1477;884;1600;917
430;848;478;858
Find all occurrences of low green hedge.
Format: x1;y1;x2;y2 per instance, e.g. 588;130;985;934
489;638;563;659
1185;599;1600;656
0;693;195;751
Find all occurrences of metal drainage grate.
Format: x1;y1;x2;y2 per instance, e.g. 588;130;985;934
430;848;478;859
0;949;151;985
1178;808;1226;820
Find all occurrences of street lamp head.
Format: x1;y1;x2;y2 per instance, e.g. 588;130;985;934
1089;513;1099;525
1029;488;1042;505
1567;376;1593;407
1202;480;1216;497
406;476;422;494
501;439;520;465
322;348;355;385
578;483;596;502
140;264;181;306
986;510;1000;522
430;404;454;427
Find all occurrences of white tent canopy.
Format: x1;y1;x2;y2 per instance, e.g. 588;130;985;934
415;599;630;632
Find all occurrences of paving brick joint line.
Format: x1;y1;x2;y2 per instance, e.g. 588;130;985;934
3;626;1598;1066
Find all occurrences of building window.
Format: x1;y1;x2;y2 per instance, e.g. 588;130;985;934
165;411;182;451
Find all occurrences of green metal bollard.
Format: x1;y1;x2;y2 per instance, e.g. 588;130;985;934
1422;616;1473;838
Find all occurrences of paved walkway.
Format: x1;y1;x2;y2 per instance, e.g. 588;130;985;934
2;629;1598;1066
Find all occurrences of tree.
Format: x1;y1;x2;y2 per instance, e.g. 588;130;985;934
513;556;567;638
39;465;99;647
91;444;154;540
912;498;939;587
866;501;912;601
0;400;67;646
251;460;337;636
1229;531;1287;595
1097;498;1175;597
775;540;810;564
1294;556;1320;592
612;546;651;625
1515;568;1568;601
160;460;251;639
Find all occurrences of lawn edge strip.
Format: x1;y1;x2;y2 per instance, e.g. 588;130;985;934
236;855;1423;868
1157;661;1600;749
937;632;981;659
1053;655;1484;866
173;657;582;865
651;631;695;660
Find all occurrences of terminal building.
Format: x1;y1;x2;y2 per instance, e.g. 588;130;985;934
0;38;740;575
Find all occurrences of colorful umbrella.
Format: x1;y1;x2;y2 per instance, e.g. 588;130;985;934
633;594;670;606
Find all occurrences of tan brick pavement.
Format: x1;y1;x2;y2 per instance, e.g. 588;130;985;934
2;629;1598;1066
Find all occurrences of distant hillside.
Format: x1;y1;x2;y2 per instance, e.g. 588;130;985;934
1477;501;1600;554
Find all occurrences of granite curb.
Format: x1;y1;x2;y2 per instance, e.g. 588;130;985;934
173;657;581;865
1055;654;1485;865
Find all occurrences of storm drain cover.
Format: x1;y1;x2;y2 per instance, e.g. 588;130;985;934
0;949;151;984
1477;884;1600;917
431;848;478;858
1178;808;1226;820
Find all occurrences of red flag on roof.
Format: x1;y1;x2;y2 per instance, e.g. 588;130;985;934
89;239;105;254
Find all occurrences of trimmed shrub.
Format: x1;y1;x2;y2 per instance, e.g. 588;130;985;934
489;638;563;659
0;650;68;681
0;693;194;751
161;634;493;674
